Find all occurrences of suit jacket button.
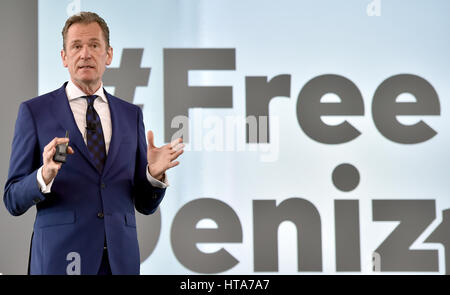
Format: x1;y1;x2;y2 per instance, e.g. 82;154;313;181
101;183;106;189
97;212;104;219
152;193;158;199
32;197;41;204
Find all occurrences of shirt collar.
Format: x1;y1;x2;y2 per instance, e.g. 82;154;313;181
66;80;108;103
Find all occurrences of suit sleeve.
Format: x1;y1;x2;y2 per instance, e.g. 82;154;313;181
132;107;166;215
3;103;45;216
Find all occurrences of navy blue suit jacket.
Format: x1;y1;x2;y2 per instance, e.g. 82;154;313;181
4;82;165;274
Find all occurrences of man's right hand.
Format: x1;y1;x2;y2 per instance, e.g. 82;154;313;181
42;137;74;185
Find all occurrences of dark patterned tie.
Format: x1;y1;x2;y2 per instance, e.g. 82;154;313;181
83;95;106;173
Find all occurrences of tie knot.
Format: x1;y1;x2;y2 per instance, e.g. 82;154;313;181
82;95;99;106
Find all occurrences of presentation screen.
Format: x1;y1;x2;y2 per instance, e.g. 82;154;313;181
1;0;449;275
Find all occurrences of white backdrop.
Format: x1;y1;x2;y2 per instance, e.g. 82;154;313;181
38;0;450;274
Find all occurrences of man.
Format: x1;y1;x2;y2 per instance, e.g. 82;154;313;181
3;12;183;275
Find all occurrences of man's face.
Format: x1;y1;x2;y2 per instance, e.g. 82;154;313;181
61;22;113;87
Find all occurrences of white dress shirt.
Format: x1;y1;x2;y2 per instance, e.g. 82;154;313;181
37;80;168;193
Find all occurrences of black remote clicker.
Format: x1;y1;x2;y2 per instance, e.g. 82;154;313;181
53;130;69;163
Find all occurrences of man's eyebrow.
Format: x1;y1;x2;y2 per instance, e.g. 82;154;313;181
70;38;101;44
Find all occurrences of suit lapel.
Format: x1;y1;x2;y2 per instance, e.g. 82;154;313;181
102;90;123;176
51;83;98;172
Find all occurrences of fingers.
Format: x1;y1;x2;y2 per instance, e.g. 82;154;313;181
168;161;180;169
42;146;62;168
149;136;183;151
44;137;69;152
147;130;156;148
147;135;184;175
170;149;184;161
170;137;182;148
43;146;56;163
41;137;73;184
67;146;75;154
170;143;185;153
43;137;73;164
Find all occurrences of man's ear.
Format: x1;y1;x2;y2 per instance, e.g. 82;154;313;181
61;49;68;68
106;47;113;66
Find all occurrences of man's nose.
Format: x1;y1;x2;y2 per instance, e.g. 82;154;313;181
80;45;91;59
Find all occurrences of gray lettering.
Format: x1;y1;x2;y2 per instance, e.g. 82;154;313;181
245;75;291;143
335;200;361;271
164;49;235;142
372;200;438;271
425;209;450;274
372;74;440;144
297;74;364;144
171;198;242;273
136;207;161;262
253;198;322;272
103;48;150;109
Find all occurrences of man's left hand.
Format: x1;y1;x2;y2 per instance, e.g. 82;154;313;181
147;130;184;181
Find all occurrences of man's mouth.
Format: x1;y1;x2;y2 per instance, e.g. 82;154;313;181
78;65;95;69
